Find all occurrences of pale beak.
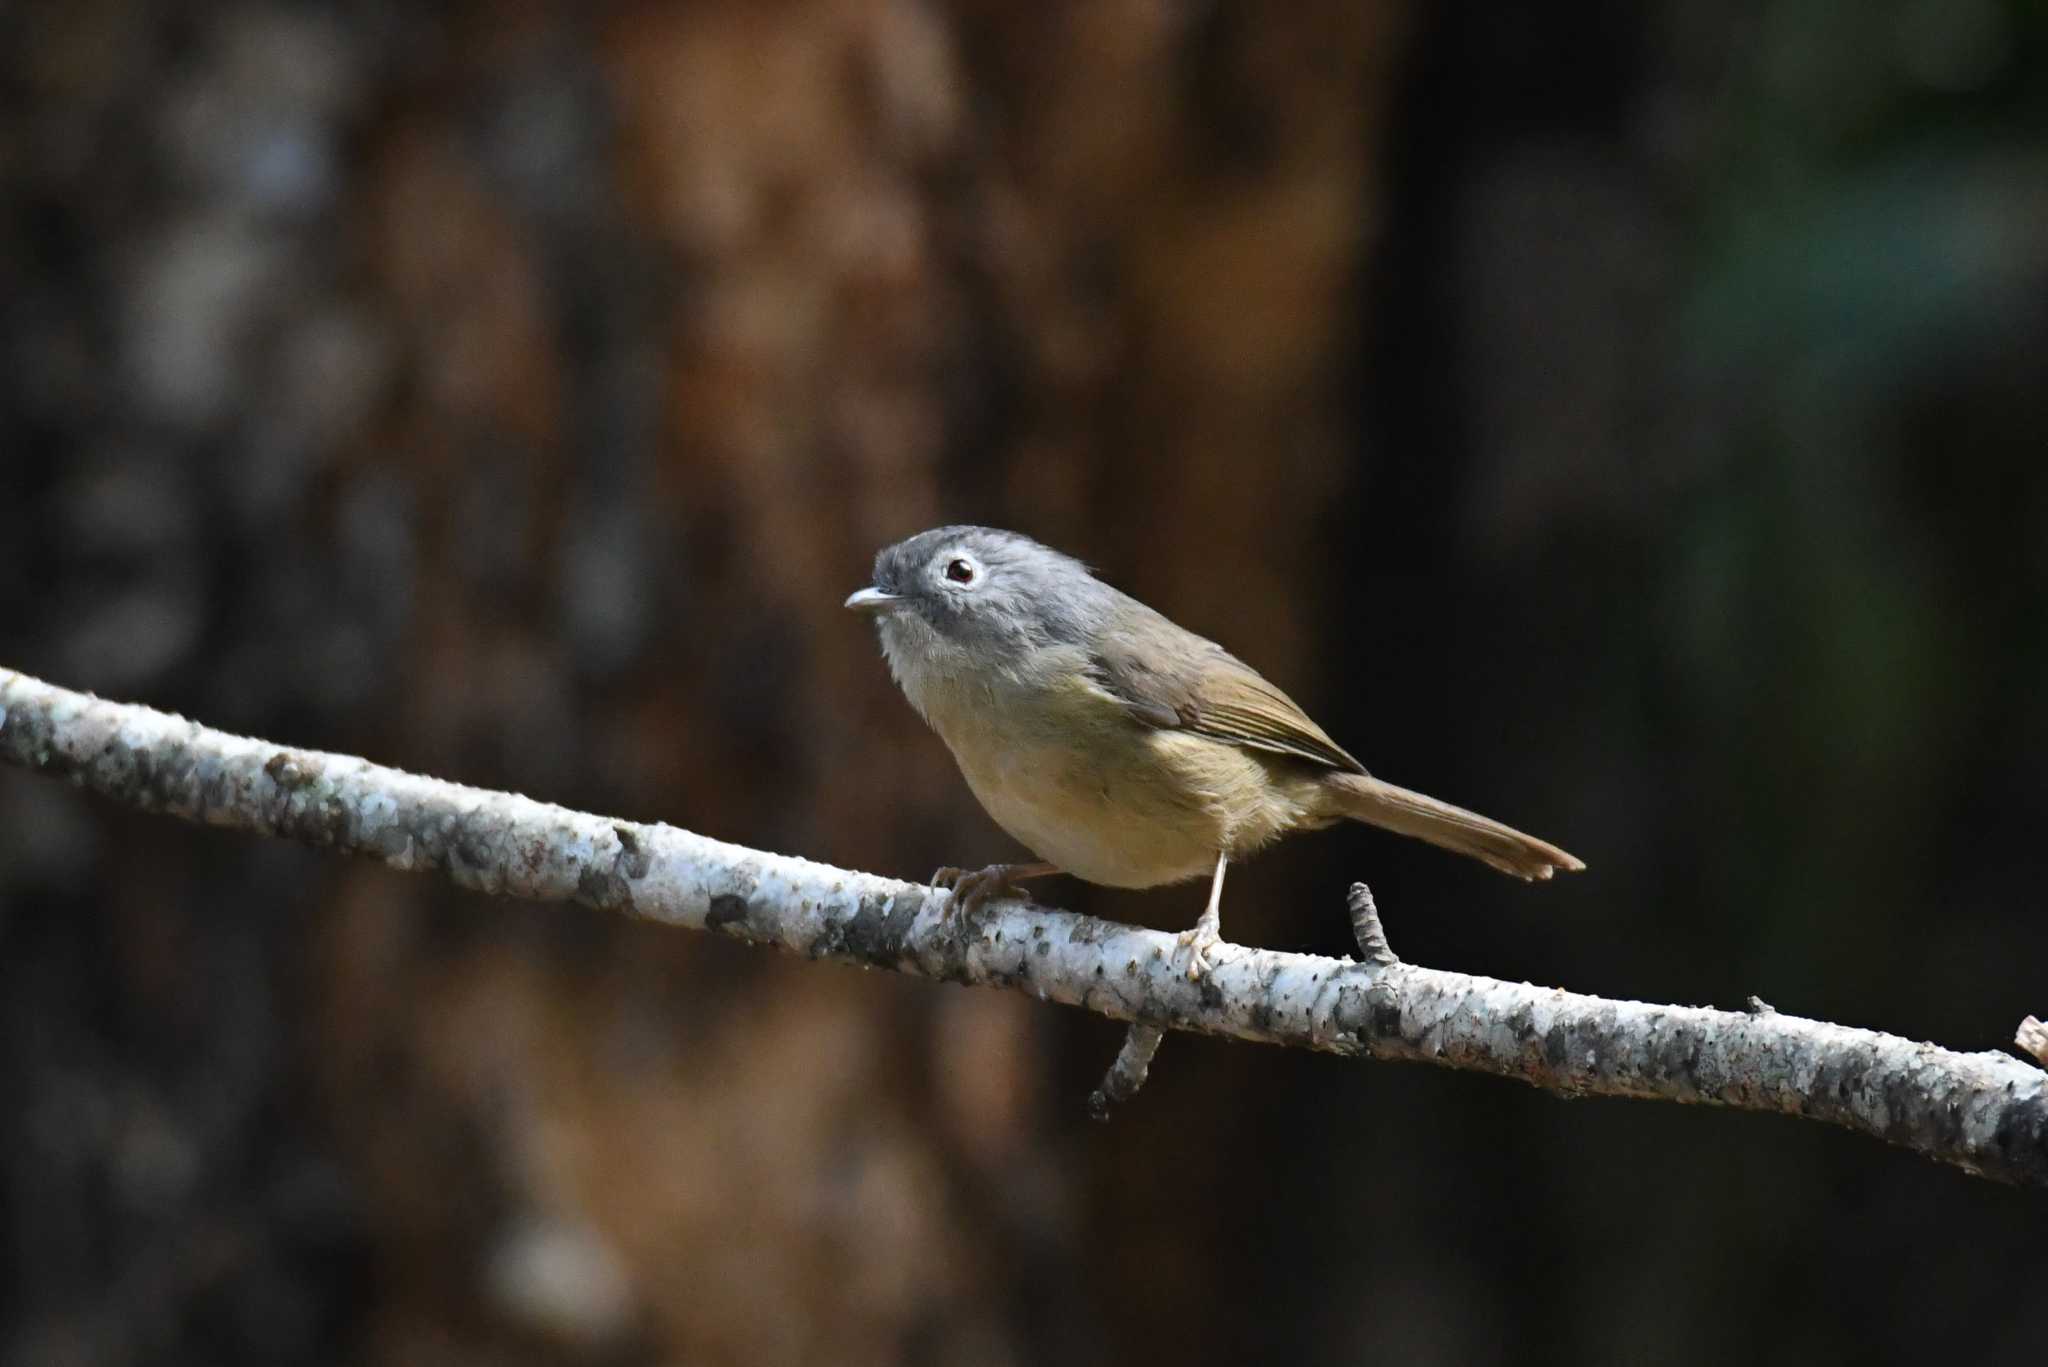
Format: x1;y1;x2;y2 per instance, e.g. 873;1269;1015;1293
844;586;903;615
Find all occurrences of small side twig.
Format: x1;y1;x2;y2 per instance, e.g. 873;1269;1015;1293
1347;882;1399;967
2019;1016;2048;1068
1088;1024;1166;1120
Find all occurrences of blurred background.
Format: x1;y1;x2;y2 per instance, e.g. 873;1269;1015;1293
3;1;2046;1363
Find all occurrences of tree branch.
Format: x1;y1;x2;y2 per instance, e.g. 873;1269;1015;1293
3;666;2044;1186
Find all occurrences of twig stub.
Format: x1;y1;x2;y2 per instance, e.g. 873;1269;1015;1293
2018;1016;2048;1068
1347;882;1399;969
1088;1024;1167;1120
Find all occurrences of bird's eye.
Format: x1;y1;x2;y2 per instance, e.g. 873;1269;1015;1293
944;558;976;584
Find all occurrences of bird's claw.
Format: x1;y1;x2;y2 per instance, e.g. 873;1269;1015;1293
1174;923;1224;981
929;863;1031;919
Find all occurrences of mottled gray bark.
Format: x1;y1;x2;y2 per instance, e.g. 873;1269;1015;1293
3;667;2044;1186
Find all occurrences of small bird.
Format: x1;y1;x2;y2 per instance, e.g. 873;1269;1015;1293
847;526;1583;976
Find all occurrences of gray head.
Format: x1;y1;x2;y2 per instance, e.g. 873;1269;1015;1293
846;526;1114;693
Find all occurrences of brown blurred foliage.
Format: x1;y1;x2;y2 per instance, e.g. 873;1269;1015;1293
329;1;1404;1359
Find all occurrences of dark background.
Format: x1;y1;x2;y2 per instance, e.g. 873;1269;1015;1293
3;2;2046;1363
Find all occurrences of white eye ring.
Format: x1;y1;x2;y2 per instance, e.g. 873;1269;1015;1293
938;551;981;586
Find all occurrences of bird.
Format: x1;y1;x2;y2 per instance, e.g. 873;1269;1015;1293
846;525;1582;976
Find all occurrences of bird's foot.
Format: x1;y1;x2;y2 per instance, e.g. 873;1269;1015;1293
930;862;1046;919
1173;922;1224;981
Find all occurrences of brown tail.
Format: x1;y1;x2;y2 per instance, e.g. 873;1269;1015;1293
1322;773;1585;881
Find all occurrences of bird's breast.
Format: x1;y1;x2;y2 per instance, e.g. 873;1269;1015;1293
913;663;1297;888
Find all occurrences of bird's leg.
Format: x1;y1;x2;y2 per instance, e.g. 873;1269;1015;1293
929;861;1059;919
1174;851;1229;980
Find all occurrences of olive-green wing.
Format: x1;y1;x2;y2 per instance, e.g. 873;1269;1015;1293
1087;610;1367;774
